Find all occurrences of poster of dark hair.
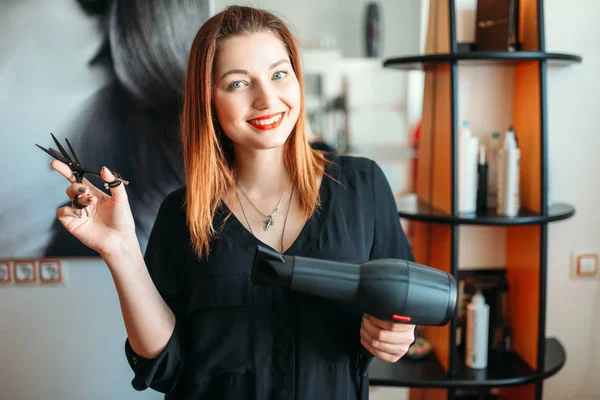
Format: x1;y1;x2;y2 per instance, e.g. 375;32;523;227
0;0;212;258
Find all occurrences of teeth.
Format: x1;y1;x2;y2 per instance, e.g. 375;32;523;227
249;113;283;126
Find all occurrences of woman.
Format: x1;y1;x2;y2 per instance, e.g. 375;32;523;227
50;6;415;399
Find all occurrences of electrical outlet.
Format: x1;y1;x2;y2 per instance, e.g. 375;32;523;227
0;261;11;284
13;260;37;284
571;250;599;279
39;259;64;284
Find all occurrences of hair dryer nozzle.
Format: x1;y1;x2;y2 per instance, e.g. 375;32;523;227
251;245;293;288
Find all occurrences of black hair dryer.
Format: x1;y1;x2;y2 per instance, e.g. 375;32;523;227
250;245;457;374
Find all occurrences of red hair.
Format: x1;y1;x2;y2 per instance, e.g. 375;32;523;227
181;6;327;258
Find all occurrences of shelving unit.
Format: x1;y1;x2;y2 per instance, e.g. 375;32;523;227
368;1;581;399
370;338;565;389
395;199;575;226
383;51;581;71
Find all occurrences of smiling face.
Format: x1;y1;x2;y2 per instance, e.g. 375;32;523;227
212;30;301;153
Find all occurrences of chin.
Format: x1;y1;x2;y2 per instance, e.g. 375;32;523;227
252;135;290;151
248;124;295;149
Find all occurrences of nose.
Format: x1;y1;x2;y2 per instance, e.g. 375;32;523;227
252;81;277;110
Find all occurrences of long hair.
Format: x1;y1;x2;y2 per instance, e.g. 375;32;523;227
181;6;327;259
108;0;211;110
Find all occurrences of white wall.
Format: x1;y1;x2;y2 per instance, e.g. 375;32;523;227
0;259;163;400
543;0;600;399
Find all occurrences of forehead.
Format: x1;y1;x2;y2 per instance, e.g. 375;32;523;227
215;31;290;75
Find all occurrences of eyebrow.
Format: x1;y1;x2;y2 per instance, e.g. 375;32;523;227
220;59;290;80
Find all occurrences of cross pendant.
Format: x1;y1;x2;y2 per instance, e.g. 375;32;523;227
265;216;275;231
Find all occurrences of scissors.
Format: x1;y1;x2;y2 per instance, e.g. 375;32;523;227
36;133;129;215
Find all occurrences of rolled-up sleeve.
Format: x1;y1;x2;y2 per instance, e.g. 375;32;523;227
124;190;189;394
125;319;185;392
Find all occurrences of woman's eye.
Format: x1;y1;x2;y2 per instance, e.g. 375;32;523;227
273;70;288;80
227;81;245;90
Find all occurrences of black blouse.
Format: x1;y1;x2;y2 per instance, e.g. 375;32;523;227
124;155;414;400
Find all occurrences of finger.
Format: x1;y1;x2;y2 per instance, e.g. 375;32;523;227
56;205;86;225
100;166;128;203
51;160;76;183
365;314;415;332
362;317;415;346
361;325;410;355
360;335;407;363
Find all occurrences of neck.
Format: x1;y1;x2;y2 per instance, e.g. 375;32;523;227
234;147;291;195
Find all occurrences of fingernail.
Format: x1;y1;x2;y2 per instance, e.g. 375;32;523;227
78;186;86;193
74;210;82;217
102;166;112;174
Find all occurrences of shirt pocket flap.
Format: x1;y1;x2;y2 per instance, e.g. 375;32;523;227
187;275;252;313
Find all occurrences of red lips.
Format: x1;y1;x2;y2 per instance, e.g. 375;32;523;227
247;112;285;131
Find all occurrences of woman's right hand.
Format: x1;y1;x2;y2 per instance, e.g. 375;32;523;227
51;160;139;259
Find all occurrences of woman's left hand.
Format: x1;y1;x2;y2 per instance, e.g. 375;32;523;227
360;314;416;363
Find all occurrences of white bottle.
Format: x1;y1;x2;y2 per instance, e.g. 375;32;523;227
497;126;520;216
458;121;479;213
465;290;489;369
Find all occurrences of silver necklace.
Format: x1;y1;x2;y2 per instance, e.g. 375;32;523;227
237;185;287;231
237;186;295;253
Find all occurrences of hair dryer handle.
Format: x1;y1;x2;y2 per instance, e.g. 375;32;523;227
357;345;373;376
356;345;374;399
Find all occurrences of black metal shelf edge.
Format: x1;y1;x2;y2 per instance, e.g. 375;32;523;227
396;199;575;226
369;337;565;389
383;51;582;71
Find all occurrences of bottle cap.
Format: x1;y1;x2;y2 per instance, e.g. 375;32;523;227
504;130;516;148
471;290;486;306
